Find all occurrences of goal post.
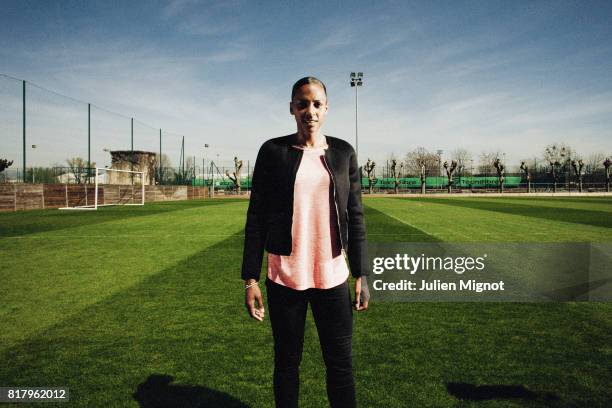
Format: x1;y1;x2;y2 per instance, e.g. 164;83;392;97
59;167;145;210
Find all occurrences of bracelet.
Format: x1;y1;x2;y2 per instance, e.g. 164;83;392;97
245;281;259;290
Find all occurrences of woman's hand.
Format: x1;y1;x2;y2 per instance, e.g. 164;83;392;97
354;276;370;311
245;279;265;321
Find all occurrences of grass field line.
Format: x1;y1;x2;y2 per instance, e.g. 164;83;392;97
371;199;477;240
368;206;447;239
0;234;240;353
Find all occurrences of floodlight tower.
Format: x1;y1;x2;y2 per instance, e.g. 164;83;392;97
350;72;363;161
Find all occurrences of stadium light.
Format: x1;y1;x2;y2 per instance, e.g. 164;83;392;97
349;72;364;162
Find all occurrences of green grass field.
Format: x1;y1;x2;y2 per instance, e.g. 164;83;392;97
1;196;611;407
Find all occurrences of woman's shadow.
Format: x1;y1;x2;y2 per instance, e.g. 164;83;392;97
133;374;250;408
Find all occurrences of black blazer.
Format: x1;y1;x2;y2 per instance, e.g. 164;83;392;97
241;134;368;282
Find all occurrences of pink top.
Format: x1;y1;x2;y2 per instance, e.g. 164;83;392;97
267;144;350;290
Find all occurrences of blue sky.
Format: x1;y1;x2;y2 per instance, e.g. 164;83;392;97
1;0;612;169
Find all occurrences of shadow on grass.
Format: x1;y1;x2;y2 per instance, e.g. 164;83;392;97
363;204;442;242
133;374;249;408
498;197;612;206
408;197;612;229
0;199;245;237
540;277;612;301
447;382;559;404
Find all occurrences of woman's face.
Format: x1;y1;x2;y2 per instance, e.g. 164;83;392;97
290;83;328;138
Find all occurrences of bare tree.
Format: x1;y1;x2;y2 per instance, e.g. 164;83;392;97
571;159;585;192
451;148;472;176
520;161;531;193
478;151;500;175
0;158;13;183
419;159;426;194
544;144;572;193
404;147;438;177
443;160;458;193
225;156;243;193
585;152;604;175
66;157;96;184
493;158;505;193
0;158;12;173
363;159;376;194
390;159;403;194
604;158;611;193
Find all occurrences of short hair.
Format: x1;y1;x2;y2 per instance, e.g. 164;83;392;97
291;77;327;100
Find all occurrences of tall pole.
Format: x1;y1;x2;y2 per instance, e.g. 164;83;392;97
130;117;134;172
88;103;91;184
181;136;185;183
22;80;26;183
355;84;358;161
131;118;134;152
159;129;162;184
350;72;363;163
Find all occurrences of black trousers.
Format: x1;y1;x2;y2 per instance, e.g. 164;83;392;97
265;278;356;408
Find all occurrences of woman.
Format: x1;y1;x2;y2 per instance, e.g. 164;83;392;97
241;76;369;408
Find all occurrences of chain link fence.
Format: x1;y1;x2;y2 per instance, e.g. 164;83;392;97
1;73;610;193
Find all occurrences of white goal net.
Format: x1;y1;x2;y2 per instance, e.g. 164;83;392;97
59;168;145;210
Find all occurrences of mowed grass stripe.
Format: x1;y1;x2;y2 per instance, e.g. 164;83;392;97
365;197;611;242
510;196;612;212
514;196;612;209
419;195;612;214
0;199;245;238
0;201;248;352
363;204;441;242
408;196;612;231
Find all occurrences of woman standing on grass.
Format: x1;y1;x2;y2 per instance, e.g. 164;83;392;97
241;76;369;408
